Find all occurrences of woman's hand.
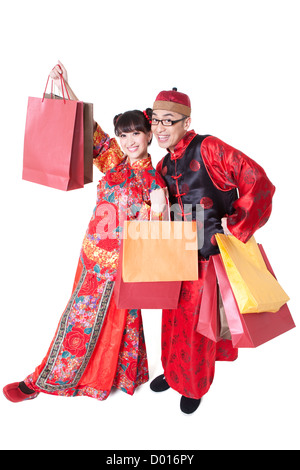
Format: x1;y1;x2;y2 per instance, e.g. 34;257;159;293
49;60;68;92
150;187;169;220
150;187;168;207
49;60;78;100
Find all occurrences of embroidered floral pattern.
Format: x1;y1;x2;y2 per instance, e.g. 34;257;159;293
113;309;149;394
64;327;90;357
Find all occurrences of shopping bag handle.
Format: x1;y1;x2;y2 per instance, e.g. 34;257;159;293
42;64;71;103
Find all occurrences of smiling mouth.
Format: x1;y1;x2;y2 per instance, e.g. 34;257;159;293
157;135;169;142
127;146;139;152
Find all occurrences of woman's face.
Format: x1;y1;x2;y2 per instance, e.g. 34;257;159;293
119;130;152;163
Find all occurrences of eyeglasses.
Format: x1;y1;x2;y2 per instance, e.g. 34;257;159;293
151;117;187;127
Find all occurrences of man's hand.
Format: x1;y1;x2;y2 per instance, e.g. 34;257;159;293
221;217;232;235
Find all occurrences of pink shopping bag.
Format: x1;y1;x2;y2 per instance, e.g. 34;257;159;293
23;70;85;191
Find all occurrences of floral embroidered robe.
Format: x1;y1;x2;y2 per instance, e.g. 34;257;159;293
25;125;166;400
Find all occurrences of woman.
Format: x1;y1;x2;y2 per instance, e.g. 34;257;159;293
3;62;167;402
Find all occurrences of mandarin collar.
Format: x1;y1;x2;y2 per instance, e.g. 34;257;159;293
169;130;197;160
124;154;153;171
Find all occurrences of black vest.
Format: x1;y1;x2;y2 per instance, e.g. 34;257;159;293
161;135;238;258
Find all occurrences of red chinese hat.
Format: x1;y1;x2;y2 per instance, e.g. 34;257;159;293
153;87;191;116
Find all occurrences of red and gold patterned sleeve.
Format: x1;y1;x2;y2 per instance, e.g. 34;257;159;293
201;136;276;243
93;123;124;173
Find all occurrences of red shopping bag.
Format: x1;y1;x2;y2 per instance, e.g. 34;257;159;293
196;256;232;342
196;256;219;342
114;238;182;309
23;71;85;191
212;250;295;348
44;93;94;185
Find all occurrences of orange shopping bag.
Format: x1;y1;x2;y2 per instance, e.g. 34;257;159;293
122;220;198;282
114;238;182;309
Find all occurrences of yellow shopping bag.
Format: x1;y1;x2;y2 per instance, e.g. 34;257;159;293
215;233;290;314
122;220;198;282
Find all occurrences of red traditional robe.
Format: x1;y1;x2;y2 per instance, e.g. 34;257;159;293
156;130;275;399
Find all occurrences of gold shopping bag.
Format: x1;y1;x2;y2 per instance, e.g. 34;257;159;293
215;233;290;314
122;220;198;282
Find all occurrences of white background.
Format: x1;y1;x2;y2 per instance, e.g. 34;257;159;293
0;0;299;451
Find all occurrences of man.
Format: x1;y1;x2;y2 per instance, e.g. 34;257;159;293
150;88;275;414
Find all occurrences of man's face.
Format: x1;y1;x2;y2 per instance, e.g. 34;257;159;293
151;109;191;152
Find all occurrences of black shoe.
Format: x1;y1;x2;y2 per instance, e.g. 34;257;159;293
19;381;36;395
150;374;170;392
180;396;201;414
